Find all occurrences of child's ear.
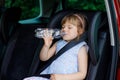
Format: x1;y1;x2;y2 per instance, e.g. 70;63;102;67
79;28;84;35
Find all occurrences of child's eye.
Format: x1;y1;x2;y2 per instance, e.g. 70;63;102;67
68;26;72;29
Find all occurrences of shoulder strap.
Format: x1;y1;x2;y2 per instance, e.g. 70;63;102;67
38;32;87;73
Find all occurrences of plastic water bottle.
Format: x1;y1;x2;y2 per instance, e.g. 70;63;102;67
35;28;65;39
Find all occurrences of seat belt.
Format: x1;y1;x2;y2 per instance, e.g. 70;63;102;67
35;32;87;78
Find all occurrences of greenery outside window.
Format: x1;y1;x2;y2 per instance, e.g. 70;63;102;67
65;0;106;11
5;0;40;20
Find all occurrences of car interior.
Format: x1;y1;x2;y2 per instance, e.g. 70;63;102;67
0;7;21;72
0;0;118;80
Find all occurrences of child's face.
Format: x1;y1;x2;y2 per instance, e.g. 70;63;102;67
61;21;79;42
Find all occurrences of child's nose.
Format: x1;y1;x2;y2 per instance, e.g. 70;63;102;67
63;27;67;32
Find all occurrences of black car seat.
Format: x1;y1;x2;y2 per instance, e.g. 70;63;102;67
0;8;48;80
0;7;21;44
85;12;110;80
0;7;21;73
29;9;111;80
0;23;49;80
0;6;6;59
0;9;111;80
0;7;6;17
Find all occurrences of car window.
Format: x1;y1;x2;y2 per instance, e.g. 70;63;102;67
65;0;106;11
5;0;40;20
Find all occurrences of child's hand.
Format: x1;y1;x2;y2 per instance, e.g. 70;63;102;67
50;74;56;80
50;74;66;80
43;29;53;47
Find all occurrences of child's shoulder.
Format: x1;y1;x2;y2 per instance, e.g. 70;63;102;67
76;41;88;49
77;41;88;46
78;41;89;51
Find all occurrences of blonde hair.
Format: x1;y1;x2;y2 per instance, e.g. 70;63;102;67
61;13;87;40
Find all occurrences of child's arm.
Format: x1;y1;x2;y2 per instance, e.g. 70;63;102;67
50;46;88;80
39;42;56;61
39;30;57;61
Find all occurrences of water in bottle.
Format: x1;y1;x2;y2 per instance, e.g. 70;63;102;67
35;28;65;39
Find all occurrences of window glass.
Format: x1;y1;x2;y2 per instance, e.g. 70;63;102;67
5;0;40;20
65;0;106;11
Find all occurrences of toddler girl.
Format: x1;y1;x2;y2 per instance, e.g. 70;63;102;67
24;13;88;80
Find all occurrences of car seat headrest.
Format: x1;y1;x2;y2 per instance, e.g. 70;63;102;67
47;9;107;65
47;9;88;30
0;7;21;44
